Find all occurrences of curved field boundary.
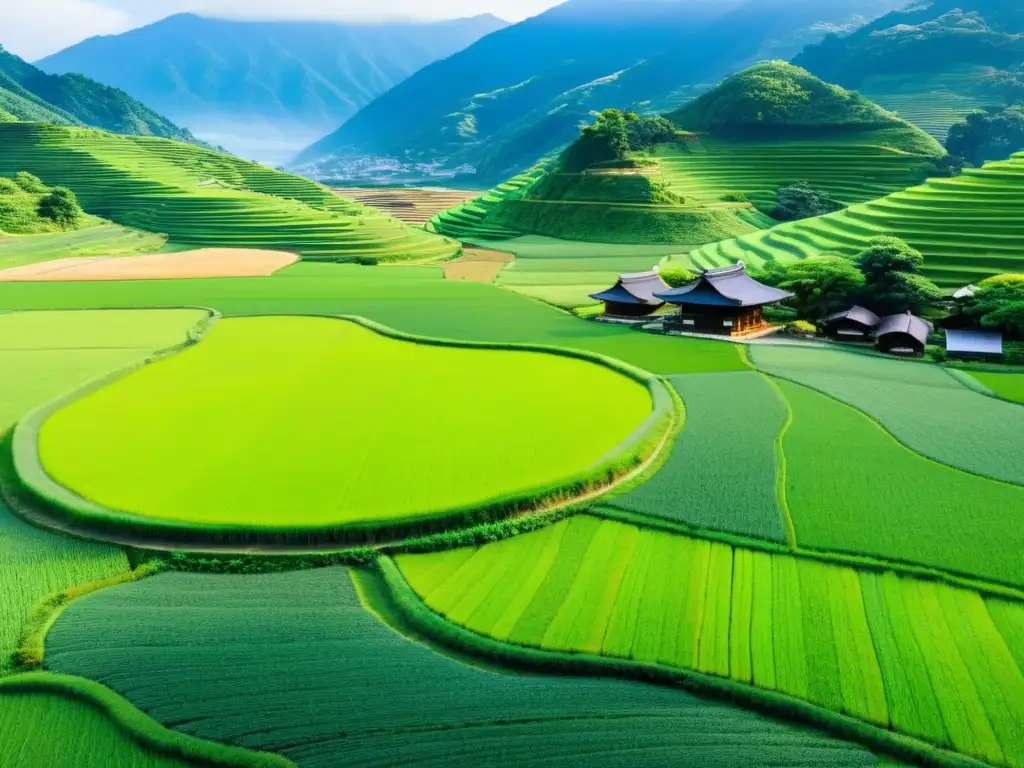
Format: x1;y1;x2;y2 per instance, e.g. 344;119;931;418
0;673;294;767
377;556;991;768
11;314;679;549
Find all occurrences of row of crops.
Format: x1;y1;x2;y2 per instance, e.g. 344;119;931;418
0;123;459;263
685;152;1024;287
427;165;548;241
397;514;1024;767
655;133;941;211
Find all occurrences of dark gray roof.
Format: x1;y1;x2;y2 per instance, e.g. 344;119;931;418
590;271;667;306
876;313;932;345
655;262;793;307
946;329;1003;355
822;305;881;328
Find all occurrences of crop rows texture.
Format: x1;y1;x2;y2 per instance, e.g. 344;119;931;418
427;167;548;241
777;378;1024;588
968;372;1024;405
34;315;654;537
0;123;458;263
684;152;1024;287
0;263;748;376
0;223;167;271
0;309;205;674
654;133;940;212
397;515;1024;767
44;568;880;767
862;72;994;141
752;345;1024;486
609;372;789;542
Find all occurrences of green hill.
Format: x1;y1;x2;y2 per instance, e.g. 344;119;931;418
682;151;1024;287
427;166;548;241
0;44;199;145
793;0;1024;141
0;122;459;263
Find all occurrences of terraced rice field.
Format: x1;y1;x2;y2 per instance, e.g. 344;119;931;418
683;152;1024;287
0;223;166;271
427;166;548;240
861;71;994;141
337;187;478;226
654;133;941;211
35;316;656;535
609;372;790;543
0;123;458;263
0;309;205;674
45;567;882;768
968;371;1024;404
752;345;1024;485
397;515;1024;767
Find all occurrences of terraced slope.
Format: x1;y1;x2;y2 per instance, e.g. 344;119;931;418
655;132;942;211
0;123;458;263
862;72;995;142
684;152;1024;286
336;187;477;226
427;166;548;241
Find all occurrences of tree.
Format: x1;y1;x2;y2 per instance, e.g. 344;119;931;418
561;109;631;172
38;186;81;228
969;274;1024;336
855;236;942;315
659;266;698;288
626;114;677;151
777;257;865;321
772;182;842;221
946;105;1024;166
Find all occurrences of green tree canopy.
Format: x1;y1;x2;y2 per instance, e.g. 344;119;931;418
970;274;1024;336
778;257;865;321
855;237;942;315
561;109;631;172
946;105;1024;166
856;236;926;282
659;266;698;288
38;186;81;228
772;182;842;222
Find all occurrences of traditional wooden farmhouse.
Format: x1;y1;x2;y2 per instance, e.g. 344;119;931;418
945;329;1003;361
654;262;793;337
589;271;668;318
820;306;881;342
875;312;932;357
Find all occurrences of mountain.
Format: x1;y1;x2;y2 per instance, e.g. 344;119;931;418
0;44;199;143
294;0;907;185
38;14;508;165
793;0;1024;140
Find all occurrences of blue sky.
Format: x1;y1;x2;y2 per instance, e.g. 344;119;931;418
3;0;561;59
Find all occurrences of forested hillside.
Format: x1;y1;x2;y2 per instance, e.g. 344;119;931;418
295;0;906;185
0;45;199;144
38;14;506;164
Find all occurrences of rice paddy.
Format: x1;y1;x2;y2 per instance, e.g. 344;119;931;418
683;152;1024;287
0;223;167;271
34;316;658;537
397;514;1024;766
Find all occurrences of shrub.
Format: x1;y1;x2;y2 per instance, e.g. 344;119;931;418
38;187;81;228
0;178;19;196
785;320;817;336
659;266;699;288
772;182;843;222
13;171;47;194
720;191;749;203
969;274;1024;337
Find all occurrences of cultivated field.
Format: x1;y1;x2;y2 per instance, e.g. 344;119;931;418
684;152;1024;287
0;123;459;264
0;223;166;271
0;248;299;281
337;187;478;226
427;166;548;241
32;316;661;542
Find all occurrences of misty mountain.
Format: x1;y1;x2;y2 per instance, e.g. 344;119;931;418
294;0;906;184
38;13;507;164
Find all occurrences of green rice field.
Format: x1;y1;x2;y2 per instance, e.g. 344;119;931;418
683;152;1024;287
968;371;1024;405
0;223;167;271
45;567;882;768
0;123;458;263
397;515;1024;767
427;166;548;241
35;316;656;536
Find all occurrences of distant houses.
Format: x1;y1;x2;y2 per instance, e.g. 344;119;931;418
875;313;932;357
821;306;881;342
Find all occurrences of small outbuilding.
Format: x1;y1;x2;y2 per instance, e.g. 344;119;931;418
654;262;793;337
953;284;978;301
945;329;1003;361
589;271;668;318
820;305;881;342
875;312;932;357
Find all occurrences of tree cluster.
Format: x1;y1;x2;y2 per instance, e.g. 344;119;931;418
772;182;843;222
946;105;1024;166
561;109;677;172
38;186;81;228
965;275;1024;337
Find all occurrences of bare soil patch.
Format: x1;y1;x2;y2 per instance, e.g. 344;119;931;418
442;248;513;283
337;187;478;225
0;249;299;282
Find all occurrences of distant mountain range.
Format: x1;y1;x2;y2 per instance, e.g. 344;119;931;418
292;0;908;185
38;13;507;165
0;45;198;143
